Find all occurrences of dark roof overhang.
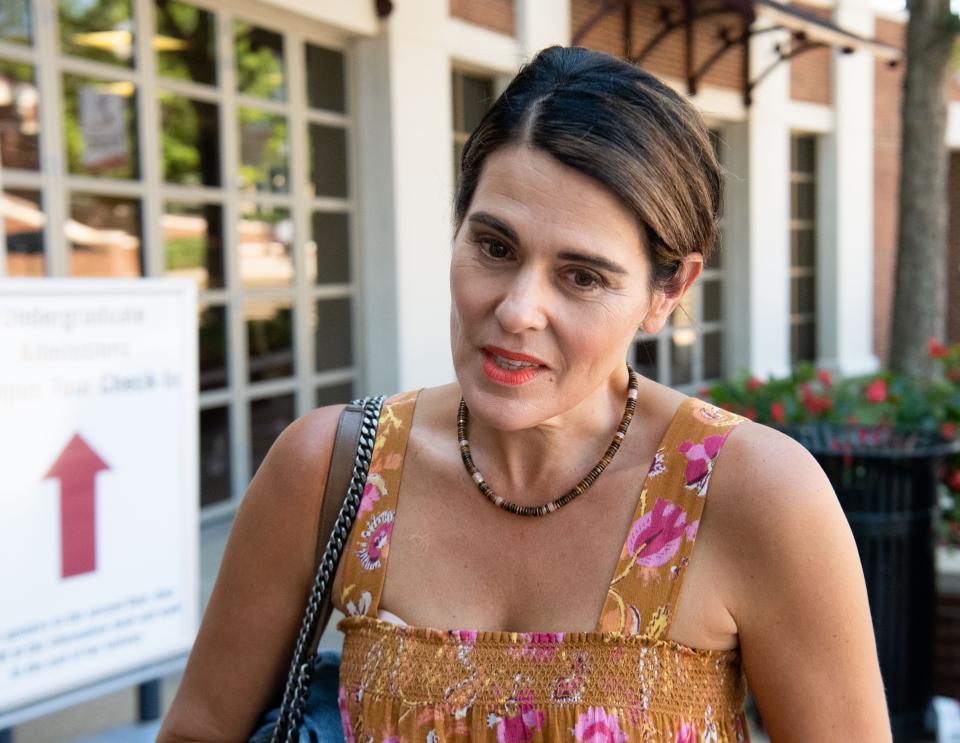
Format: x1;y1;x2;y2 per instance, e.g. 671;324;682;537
572;0;902;106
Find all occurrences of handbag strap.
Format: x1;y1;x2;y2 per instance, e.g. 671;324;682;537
309;400;366;649
270;395;385;743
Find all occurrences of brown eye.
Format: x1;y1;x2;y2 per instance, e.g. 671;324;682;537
570;269;602;289
479;238;510;260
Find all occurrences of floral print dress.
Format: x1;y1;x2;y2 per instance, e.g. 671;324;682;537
334;390;750;742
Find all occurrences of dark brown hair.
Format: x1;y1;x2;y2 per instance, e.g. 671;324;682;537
454;46;721;295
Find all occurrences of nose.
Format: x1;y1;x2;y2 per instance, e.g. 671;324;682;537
493;268;549;333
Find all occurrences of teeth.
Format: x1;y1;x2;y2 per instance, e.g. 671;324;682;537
493;354;537;370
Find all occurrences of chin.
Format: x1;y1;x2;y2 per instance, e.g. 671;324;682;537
457;370;553;431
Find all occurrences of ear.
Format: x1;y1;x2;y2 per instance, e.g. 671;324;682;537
639;253;704;334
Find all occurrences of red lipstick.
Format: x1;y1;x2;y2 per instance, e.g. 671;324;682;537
480;347;546;386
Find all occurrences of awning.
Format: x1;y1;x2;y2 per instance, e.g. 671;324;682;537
572;0;902;106
757;0;901;64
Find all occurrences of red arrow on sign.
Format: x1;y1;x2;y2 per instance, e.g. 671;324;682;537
44;434;111;579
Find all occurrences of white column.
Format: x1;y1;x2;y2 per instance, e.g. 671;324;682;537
821;0;880;376
354;0;456;393
724;22;792;380
517;0;571;56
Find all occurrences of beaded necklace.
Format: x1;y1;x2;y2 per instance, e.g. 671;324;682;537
457;363;640;517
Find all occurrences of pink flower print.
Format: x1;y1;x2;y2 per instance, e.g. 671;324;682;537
626;498;689;568
648;448;666;478
490;704;545;743
357;510;394;571
675;721;697;743
678;431;731;497
337;686;355;743
574;707;628;743
450;629;478;645
357;474;387;517
685;519;700;542
514;632;564;663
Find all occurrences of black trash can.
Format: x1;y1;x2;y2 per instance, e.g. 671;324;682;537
779;423;959;741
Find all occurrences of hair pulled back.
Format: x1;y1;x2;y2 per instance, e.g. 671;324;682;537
454;46;722;295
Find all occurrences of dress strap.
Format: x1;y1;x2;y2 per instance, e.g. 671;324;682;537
596;397;746;637
333;389;421;619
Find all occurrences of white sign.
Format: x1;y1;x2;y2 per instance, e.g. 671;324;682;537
0;279;198;724
79;86;130;171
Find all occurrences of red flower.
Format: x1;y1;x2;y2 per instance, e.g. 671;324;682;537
746;376;763;391
771;402;786;423
949;370;960;384
816;369;833;388
801;391;832;416
928;338;950;359
864;379;887;404
943;422;958;441
743;407;757;421
948;470;960;493
697;386;711;399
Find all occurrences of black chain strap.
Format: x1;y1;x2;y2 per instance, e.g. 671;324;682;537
269;395;385;743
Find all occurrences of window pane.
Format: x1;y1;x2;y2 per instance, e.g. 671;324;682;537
0;0;32;44
791;228;815;269
160;92;220;186
792;180;815;221
305;43;345;112
316;382;354;408
0;61;40;170
68;193;142;277
238;205;293;290
313;298;352;372
792;275;816;315
671;330;694;386
461;74;492;132
59;0;134;66
155;0;216;85
163;202;224;291
246;299;293;382
702;279;722;322
250;394;295;475
200;405;231;506
63;74;139;179
238;107;288;193
4;189;44;276
792;320;816;364
308;211;350;285
633;338;658;381
198;304;228;391
703;331;723;381
309;123;347;198
792;135;816;174
235;21;285;101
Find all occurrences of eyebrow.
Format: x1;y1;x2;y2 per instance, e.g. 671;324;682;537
466;211;629;275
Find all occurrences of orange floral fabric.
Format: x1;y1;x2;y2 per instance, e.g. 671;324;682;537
334;390;750;742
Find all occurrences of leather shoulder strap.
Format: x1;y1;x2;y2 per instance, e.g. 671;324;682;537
309;401;365;648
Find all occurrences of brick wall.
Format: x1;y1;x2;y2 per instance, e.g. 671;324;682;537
571;0;742;90
949;154;960;344
450;0;514;37
789;4;832;105
873;17;905;365
937;593;960;699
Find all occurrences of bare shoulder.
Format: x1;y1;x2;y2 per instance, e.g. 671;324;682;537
157;403;345;742
707;417;841;539
705;417;889;740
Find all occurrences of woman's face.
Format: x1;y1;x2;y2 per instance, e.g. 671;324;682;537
450;144;676;431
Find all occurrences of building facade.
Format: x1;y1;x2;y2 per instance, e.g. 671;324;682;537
1;0;915;523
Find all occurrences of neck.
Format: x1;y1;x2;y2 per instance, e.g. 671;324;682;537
461;365;637;505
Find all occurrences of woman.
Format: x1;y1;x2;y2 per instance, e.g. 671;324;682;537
159;47;890;742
